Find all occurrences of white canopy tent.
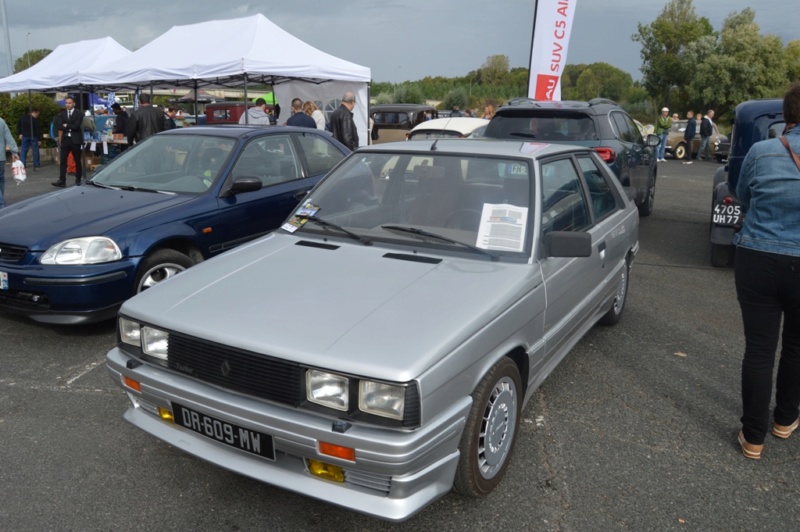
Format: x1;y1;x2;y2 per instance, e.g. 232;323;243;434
82;14;372;145
0;37;131;92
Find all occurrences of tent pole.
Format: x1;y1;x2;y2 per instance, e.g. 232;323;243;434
243;73;249;124
27;89;35;172
194;80;199;124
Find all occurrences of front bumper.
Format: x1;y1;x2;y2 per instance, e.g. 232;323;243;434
106;347;470;522
0;259;137;324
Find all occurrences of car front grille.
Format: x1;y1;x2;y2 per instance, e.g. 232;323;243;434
168;333;304;406
0;243;28;263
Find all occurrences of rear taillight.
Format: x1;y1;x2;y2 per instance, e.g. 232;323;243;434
723;195;734;205
594;147;616;163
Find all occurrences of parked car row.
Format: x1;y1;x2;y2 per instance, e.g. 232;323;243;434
1;101;644;521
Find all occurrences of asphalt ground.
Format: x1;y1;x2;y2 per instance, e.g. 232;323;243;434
2;156;797;531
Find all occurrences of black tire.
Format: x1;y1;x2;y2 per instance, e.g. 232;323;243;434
637;173;656;217
453;357;522;498
674;142;687;160
710;243;733;268
135;249;195;294
600;257;630;325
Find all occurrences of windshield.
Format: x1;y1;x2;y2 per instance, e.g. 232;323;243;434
284;152;533;256
92;134;236;193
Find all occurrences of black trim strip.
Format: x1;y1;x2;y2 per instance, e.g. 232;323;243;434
25;271;127;286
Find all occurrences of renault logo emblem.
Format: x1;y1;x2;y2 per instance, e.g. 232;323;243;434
220;360;231;377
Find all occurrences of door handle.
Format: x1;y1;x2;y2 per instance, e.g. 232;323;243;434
598;241;606;260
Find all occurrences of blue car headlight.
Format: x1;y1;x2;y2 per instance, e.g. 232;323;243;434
40;237;122;265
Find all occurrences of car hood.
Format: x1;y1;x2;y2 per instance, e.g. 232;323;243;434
122;233;536;382
0;186;195;249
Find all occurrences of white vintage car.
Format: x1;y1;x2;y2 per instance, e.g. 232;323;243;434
107;139;639;521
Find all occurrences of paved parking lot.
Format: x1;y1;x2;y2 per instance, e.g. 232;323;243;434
1;158;796;530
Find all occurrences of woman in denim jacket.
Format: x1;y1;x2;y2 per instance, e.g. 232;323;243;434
734;81;800;459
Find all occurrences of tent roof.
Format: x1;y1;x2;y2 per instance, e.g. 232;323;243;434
0;37;131;92
81;14;371;89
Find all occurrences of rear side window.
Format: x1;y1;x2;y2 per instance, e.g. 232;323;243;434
231;134;301;187
296;133;346;176
610;112;638;143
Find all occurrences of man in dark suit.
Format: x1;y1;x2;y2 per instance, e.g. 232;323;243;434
52;96;84;187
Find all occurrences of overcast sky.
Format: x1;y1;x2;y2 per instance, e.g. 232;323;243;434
0;0;795;84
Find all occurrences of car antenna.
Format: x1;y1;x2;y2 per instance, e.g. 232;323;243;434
430;138;438;151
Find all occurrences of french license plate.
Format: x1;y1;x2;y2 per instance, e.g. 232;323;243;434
0;271;7;290
173;403;275;460
712;203;741;227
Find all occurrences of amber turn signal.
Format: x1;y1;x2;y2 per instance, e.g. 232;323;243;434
319;441;356;461
122;375;141;392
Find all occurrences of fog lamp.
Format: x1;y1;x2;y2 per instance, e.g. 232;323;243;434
307;459;345;482
158;407;174;423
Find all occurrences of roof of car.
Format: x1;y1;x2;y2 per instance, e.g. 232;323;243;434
360;137;590;158
409;117;489;135
496;97;621;114
369;103;438;113
160;125;326;139
733;98;783;122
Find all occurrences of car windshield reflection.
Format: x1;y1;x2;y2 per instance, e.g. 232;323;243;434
286;152;533;257
92;134;235;194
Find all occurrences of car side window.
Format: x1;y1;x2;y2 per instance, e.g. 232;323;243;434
230;134;301;187
622;114;645;145
576;156;619;221
540;158;590;234
611;112;636;143
296;133;346;176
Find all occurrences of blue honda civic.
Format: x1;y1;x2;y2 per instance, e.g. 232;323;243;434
0;126;349;324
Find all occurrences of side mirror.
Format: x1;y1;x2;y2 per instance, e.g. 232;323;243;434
544;231;592;258
646;134;661;147
227;176;263;195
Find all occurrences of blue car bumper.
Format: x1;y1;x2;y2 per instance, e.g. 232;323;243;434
0;258;139;324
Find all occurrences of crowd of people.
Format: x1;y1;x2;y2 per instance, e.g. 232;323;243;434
655;105;716;163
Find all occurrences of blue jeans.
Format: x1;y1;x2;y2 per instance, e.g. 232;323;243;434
20;137;40;167
658;132;668;159
699;136;710;159
735;247;800;444
0;162;5;208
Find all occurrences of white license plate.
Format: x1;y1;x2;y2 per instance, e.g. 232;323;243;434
173;403;275;460
712;203;741;227
0;271;7;290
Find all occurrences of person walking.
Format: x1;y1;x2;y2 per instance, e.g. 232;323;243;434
655;107;671;162
699;110;715;160
238;98;272;125
286;98;317;129
682;110;696;164
0;115;20;208
125;93;166;145
329;92;359;151
734;82;800;460
17;108;41;169
52;96;84;187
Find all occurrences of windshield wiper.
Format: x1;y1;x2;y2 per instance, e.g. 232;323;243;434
87;181;117;189
380;224;499;261
295;214;373;245
115;185;173;194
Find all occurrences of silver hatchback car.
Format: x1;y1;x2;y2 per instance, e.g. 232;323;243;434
107;139;639;521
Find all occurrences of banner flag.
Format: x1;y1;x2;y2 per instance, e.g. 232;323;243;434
527;0;578;101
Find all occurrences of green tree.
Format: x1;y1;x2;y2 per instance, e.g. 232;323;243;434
786;40;800;83
479;55;510;86
441;87;468;111
392;83;425;104
688;9;788;117
8;93;62;147
14;49;51;73
632;0;713;107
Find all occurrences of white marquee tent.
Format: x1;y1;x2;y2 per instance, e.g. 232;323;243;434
81;14;372;145
0;37;131;92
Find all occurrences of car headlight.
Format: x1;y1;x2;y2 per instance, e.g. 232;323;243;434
359;381;405;420
40;236;122;265
142;326;169;361
119;317;142;347
306;370;349;411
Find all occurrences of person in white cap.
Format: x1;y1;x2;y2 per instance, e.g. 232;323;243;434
655;106;672;162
